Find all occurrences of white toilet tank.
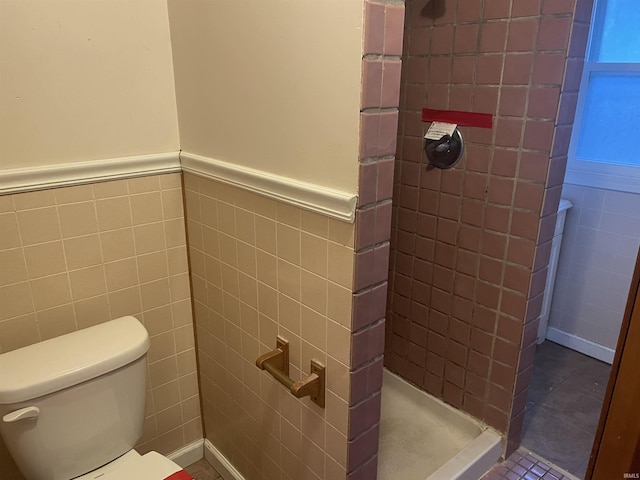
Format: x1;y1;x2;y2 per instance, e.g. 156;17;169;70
0;316;150;480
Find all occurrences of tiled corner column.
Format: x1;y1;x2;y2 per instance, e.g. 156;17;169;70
506;0;594;454
346;1;404;478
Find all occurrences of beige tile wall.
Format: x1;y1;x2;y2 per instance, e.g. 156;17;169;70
183;172;355;480
0;174;201;479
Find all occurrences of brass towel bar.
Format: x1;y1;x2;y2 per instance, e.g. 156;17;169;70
255;336;325;408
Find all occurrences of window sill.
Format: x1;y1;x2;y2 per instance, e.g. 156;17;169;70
564;159;640;193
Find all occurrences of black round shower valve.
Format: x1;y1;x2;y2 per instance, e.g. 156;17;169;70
424;128;464;170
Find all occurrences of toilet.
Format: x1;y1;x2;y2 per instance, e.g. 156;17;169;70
0;316;193;480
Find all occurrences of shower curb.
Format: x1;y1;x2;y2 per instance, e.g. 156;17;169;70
426;429;502;480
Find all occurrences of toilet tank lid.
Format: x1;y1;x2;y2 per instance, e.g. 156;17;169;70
0;316;149;404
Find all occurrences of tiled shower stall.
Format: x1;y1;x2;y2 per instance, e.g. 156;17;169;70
0;0;595;478
386;0;593;455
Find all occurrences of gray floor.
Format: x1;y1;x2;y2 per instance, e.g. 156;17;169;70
521;341;611;479
184;458;222;480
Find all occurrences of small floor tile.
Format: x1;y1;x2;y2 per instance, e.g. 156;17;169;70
481;448;577;480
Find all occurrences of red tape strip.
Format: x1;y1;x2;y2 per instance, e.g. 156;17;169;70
165;470;193;480
422;108;493;129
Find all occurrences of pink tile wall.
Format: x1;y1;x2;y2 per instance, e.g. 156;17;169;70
0;174;200;479
387;0;593;456
184;174;357;480
348;0;404;478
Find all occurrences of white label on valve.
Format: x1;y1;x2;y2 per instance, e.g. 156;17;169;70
425;121;457;140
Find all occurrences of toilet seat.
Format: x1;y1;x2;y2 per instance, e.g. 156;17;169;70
76;450;193;480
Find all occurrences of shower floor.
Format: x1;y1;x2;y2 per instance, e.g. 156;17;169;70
378;370;500;480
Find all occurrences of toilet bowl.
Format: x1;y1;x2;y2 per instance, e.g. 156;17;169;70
0;316;193;480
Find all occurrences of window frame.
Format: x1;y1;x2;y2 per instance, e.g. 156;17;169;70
565;0;640;194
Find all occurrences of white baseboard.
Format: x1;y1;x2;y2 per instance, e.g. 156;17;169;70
204;439;245;480
545;327;615;364
167;438;204;468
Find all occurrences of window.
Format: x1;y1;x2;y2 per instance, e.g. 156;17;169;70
565;0;640;193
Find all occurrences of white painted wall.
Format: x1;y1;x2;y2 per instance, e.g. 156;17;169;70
0;0;179;169
550;184;640;352
167;0;363;194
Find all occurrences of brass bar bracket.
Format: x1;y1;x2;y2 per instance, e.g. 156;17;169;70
256;337;326;408
291;359;325;408
255;336;289;377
